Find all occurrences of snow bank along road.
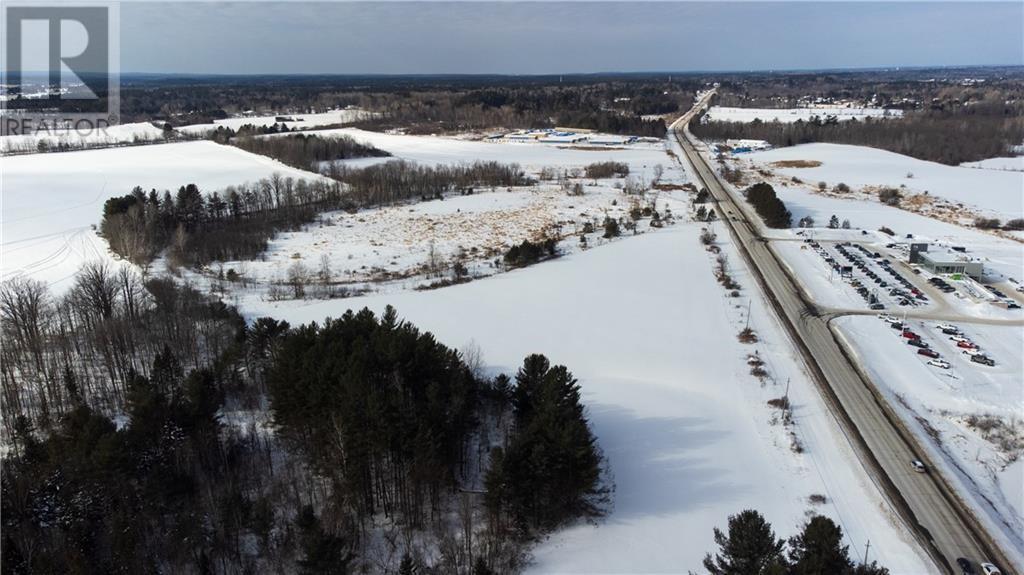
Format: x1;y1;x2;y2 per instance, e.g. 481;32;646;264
671;95;1016;573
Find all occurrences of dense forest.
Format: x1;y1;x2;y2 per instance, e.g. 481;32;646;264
117;75;695;136
1;267;610;573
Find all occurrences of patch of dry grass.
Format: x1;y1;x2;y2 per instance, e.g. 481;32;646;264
770;160;823;169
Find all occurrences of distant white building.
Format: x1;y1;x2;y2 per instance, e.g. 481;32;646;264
590;135;636;146
726;139;771;152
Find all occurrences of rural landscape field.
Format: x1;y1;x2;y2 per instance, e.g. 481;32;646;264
1;2;1022;574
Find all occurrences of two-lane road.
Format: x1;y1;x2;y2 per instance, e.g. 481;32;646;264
670;93;1014;574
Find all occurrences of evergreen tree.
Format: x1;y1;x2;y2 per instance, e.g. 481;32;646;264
296;505;353;575
703;509;787;575
787;515;853;575
828;215;840;229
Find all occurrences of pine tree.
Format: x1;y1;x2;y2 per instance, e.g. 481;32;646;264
787;515;853;575
703;509;787;575
829;215;840;229
295;505;353;574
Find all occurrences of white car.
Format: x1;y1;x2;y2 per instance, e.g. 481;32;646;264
935;323;957;331
962;348;983;357
980;563;1002;575
927;359;950;369
910;460;927;473
950;335;971;343
879;314;899;323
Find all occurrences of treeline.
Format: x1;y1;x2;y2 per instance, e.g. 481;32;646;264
745;182;792;229
229;132;390;172
100;176;345;267
100;161;531;270
326;159;533;206
704;509;888;575
2;267;610;573
555;111;666;138
694;104;1024;166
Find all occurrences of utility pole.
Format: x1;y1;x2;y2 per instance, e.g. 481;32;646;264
745;299;752;330
864;539;871;565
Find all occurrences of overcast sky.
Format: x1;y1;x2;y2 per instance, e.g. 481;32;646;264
120;2;1024;74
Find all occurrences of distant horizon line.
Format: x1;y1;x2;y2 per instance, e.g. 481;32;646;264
4;63;1023;79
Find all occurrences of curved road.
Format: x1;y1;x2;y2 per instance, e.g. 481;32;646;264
670;93;1016;574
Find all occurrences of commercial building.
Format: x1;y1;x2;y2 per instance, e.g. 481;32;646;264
909;243;983;278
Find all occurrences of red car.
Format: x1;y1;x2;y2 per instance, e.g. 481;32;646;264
917;348;940;358
956;340;977;349
902;331;919;339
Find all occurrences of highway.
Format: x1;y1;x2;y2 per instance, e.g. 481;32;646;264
670;92;1015;574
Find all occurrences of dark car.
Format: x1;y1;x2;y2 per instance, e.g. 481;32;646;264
907;339;929;349
957;558;976;575
917;348;940;358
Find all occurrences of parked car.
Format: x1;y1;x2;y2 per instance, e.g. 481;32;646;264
927;359;951;369
869;303;885;310
956;340;977;349
890;322;904;330
962;348;983;357
917;348;940;358
907;339;929;349
902;331;919;339
971;355;995;366
910;460;927;473
936;323;957;332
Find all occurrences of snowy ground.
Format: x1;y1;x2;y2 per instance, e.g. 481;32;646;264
241;222;933;574
704;106;902;124
0;121;167;153
177;108;371;136
740;143;1024;221
210;183;690;296
1;141;323;291
836;316;1024;563
961;156;1024;172
278;127;675;183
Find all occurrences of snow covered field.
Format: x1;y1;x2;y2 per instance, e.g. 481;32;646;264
213;183;689;294
742;143;1024;220
962;156;1024;172
0;121;167;153
177;108;370;136
283;127;674;182
837;316;1024;562
704;106;902;124
1;141;322;291
242;223;932;573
